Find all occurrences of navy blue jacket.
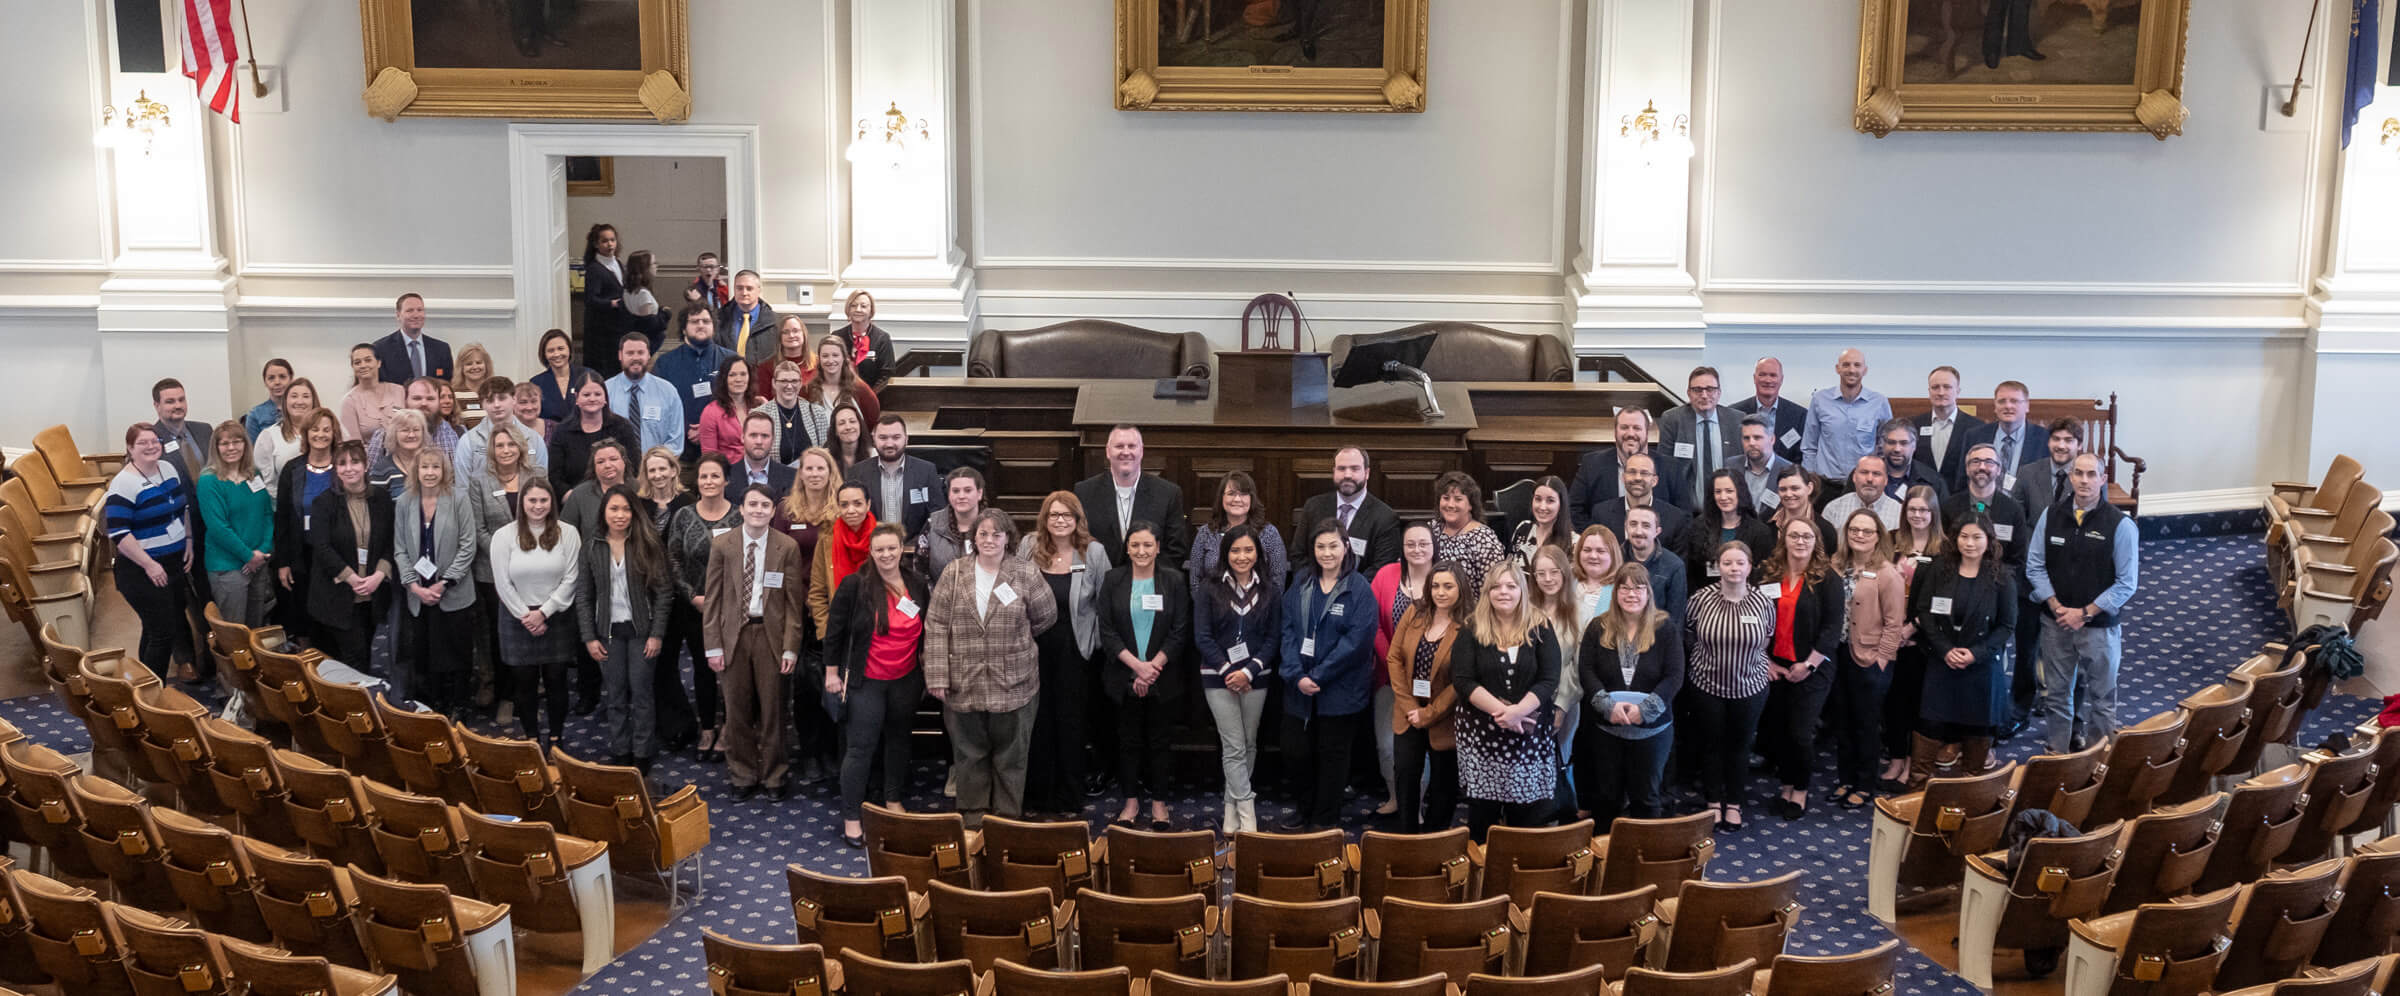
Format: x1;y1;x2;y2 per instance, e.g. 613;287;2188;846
1194;573;1282;690
1279;570;1379;719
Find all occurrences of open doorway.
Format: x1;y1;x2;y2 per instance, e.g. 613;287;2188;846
565;156;729;371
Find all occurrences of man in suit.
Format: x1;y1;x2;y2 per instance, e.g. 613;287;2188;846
1910;365;1987;494
703;484;809;800
1876;418;1948;504
370;294;453;385
1291;446;1402;575
1658;366;1745;512
1964;380;2037;494
843;414;940;540
731;412;796;501
720;270;781;369
1584;454;1691;549
1073;424;1189;568
1729;356;1807;467
1736;415;1791;519
2009;416;2085;516
1568;407;1692;526
1943;443;2039;738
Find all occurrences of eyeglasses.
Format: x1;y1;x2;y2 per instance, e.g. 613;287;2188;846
1045;512;1076;520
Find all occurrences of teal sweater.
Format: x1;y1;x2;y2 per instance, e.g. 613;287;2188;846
196;470;275;573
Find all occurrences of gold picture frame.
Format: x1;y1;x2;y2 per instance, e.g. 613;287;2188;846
564;156;614;196
357;0;691;122
1853;0;2190;139
1113;0;1429;112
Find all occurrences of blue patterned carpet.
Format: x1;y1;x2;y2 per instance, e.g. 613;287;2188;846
1;531;2365;994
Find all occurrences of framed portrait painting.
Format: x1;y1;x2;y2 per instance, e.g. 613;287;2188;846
1854;0;2191;138
358;0;691;122
1114;0;1429;112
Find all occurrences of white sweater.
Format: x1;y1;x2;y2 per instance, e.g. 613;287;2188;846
491;523;584;618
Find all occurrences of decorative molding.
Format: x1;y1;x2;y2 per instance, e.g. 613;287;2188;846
974;255;1565;275
1703;278;2307;298
0;296;104;319
2137;486;2268;517
1701;313;2308;336
237;263;515;279
0;260;111;274
233;296;517;319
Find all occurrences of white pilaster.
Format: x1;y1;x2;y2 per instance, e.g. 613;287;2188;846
837;0;975;346
2303;2;2400;494
97;59;237;431
1568;0;1705;376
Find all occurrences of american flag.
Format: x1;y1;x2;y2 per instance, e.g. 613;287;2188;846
179;0;241;123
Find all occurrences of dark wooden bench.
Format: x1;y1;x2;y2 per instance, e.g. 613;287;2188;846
1887;393;2146;514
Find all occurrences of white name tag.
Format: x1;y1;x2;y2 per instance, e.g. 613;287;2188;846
1780;428;1801;448
909;487;929;504
1348;535;1366;557
413;556;437;580
1672;442;1695;459
864;349;878;361
994;584;1017;606
1759;582;1781;599
356;547;369;566
690;382;709;399
248;478;266;492
1862;570;1877;579
1412;679;1433;698
1740;616;1762;626
1300;637;1316;657
492;488;507;498
711;527;730;537
2049;535;2066;546
163;440;180;454
1329;603;1345;617
1140;593;1165;611
1931;596;1954;615
304;514;312;531
1706;564;1720;577
642;405;661;421
2003;474;2018;491
897;596;921;618
1919;425;1935;436
763;571;784;589
790;523;806;532
1993;524;2013;541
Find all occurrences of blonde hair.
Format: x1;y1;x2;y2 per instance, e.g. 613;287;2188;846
484;421;530;479
402;446;456;500
1465;560;1539;650
781;446;841;525
1524;545;1577;634
1597;563;1666;654
385;409;429;465
205;420;255;481
453;343;493;392
1571;525;1622;588
638;445;686;503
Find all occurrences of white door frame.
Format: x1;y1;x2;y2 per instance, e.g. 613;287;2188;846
506;123;761;352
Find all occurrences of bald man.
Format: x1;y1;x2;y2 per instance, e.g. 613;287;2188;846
1799;348;1893;481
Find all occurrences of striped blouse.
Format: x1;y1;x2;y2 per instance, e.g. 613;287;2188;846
1685;584;1777;699
105;462;190;557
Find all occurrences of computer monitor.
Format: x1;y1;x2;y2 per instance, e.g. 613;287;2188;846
1331;331;1438;388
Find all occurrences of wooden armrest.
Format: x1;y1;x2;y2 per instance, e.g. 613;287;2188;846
965;829;983;857
1507;905;1529;933
889;348;965;379
1465;841;1484;867
972;971;995;996
2288;507;2336;520
2307;562;2361;579
1963;852;2009;886
450;894;510;933
657;783;705;817
2110;446;2147;477
2068;908;2140;950
1342;843;1360;872
2269;482;2315;496
1088;837;1107;867
1362;908;1381;941
1874;793;1923;824
556;833;608;867
909;890;932;920
1590;835;1610;863
1054;898;1076;932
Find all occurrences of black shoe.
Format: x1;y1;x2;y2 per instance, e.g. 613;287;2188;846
1083;774;1108;799
1150;818;1174;833
1773;797;1805;820
609;753;635;768
1985;53;2001;69
634;755;653;775
1301;38;1317;59
840;828;865;849
2001;715;2030;741
733;785;760;802
1274;813;1309;832
768;783;793;802
2018;47;2047;61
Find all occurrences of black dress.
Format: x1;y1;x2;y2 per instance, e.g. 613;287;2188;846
1027;568;1086;813
1914;558;2019;731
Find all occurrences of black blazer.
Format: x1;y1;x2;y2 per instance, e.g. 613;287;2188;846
1909;411;1988;494
1763;569;1846;665
574;537;674;645
837;323;898;389
1074;472;1190;568
1729;396;1808;467
732;460;797;504
304;487;395;630
1941;488;2031;575
370;329;453;385
1291;490;1403;576
1676;512;1776;590
822;567;932;685
1884;459;1950;504
1097;564;1191;703
1450;624;1561;723
1577;621;1685;730
845;456;943;540
1568;447;1695;524
549;415;643;491
272;456;332;578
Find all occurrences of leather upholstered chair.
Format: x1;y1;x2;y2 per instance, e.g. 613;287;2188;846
966;321;1212;380
1328;323;1573;383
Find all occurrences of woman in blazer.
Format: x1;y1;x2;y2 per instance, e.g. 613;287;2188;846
305;441;394;669
1194;523;1280;833
392;448;479;716
1019;490;1111;818
580;225;631;375
1277;519;1379;832
836;290;897;389
1452;561;1564;840
1758;514;1846;819
1098;521;1190;830
1834;509;1909;808
576;484;675;771
1386;561;1464;834
465;421;533;723
1366;521;1438;819
924;508;1059;825
1911;513;2018;785
823;522;931;845
274;409;343;641
491;477;581;751
1576;564;1683;825
1680;470;1777;589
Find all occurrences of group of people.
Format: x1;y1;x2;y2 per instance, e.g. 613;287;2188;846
103;302;2138;845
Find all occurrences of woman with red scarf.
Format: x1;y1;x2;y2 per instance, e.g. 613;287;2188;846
810;483;878;636
837;290;896;390
790;482;875;784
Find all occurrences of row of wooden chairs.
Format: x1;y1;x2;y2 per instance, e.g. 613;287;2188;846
2269;454;2397;636
0;426;115;651
2055;842;2400;995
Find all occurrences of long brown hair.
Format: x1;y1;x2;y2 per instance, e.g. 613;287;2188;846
1761;515;1827;585
601;484;668;581
515;477;563;551
1893;484;1948;558
1465;560;1538;649
856;523;920;636
1524;545;1578;635
277;378;320;443
1031;491;1095;566
1597;563;1666;653
1830;508;1895;574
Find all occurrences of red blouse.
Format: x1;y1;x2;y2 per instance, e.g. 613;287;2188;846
1770;578;1802;661
866;589;924;681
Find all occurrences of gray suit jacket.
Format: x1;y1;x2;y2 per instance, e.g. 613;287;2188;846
1016;536;1112;657
393;489;481;614
1657;405;1746;486
2010;458;2074;516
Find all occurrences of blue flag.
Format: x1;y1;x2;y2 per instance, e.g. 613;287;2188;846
2345;0;2381;147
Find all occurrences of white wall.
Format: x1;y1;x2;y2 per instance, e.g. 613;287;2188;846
0;2;108;271
564;156;729;279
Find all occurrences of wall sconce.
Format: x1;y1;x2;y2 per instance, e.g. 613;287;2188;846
97;90;173;155
1619;99;1693;165
847;101;933;169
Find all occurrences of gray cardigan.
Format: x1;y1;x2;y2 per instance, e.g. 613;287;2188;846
463;468;530;583
573;534;674;644
1016;535;1111;657
393;489;480;614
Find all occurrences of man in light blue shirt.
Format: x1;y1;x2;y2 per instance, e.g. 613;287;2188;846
2025;453;2140;752
1799;348;1892;482
606;332;685;457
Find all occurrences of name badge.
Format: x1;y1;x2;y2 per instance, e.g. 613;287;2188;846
1348;535;1366;556
864;349;878;361
1070;563;1087;573
1706;564;1720;577
909;487;929;504
413;556;438;581
763;571;784;589
711;527;730;537
1919;425;1935;436
1759;582;1781;599
994;584;1017;607
1931;596;1954;615
790;523;806;532
2003;474;2018;491
2048;535;2065;546
1300;637;1316;657
1140;593;1165;611
1672;442;1695;459
1412;679;1433;698
642;405;661;421
492;488;507;498
1740;616;1762;626
897;597;921;618
1780;428;1801;448
163;439;180;454
1228;641;1250;662
1993;524;2013;541
1861;570;1877;579
1329;603;1346;617
304;514;312;531
356;547;369;566
689;382;710;399
248;478;266;493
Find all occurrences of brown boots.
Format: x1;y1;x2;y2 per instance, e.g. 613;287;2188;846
1909;733;1943;791
1908;732;1995;791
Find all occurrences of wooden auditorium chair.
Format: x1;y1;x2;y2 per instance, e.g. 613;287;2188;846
1071;887;1215;979
1226;893;1365;983
833;950;982;996
1865;761;2016;922
924;878;1072;973
2211;858;2346;992
1955;819;2124;989
2062;884;2239;996
458;728;567;828
151;806;272;943
1103;824;1224;903
1146;970;1291;996
219;934;399;996
862;802;980;893
992;959;1133;995
1519;885;1662;983
1364;893;1511;986
108;903;233;996
359;779;477;896
238;835;373;969
1613;958;1758;996
2087;709;2192;826
1596;811;1718;898
344;866;516;996
2162;680;2255;805
1308;973;1451;996
700;930;839;996
1463;963;1607;995
2214;955;2383;996
2195;764;2310;893
784;864;926;963
2312;835;2400;967
1475;819;1600;906
2101;794;2225;914
65;775;177;910
1651;872;1803;974
1756;938;1900;995
462;807;616;974
1356;826;1474;909
7;867;129;993
1232;828;1355;902
974;815;1103;901
552;747;709;903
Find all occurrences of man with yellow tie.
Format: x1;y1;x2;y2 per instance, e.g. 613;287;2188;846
2025;453;2138;755
718;269;782;369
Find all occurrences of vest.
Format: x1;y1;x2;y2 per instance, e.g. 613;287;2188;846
2042;499;2126;627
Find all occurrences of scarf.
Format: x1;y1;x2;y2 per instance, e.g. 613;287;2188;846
849;325;873;366
827;511;877;586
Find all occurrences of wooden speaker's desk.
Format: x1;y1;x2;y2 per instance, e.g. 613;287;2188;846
877;377;1674;524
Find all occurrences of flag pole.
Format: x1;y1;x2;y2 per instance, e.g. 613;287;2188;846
238;0;266;98
2281;0;2325;117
